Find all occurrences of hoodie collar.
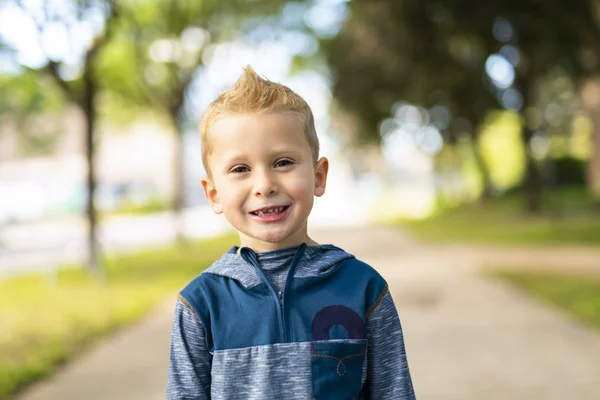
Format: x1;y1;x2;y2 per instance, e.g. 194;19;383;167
203;243;354;288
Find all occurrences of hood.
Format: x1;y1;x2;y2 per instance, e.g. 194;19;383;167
203;243;355;288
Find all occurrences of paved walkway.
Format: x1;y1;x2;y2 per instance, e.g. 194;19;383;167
17;225;600;399
17;299;174;400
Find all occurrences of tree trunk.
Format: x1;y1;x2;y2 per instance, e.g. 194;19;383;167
471;137;493;201
516;74;543;213
522;127;543;213
581;78;600;197
82;71;103;277
460;112;493;201
171;113;186;245
589;118;600;197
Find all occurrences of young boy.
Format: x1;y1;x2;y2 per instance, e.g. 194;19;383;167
166;66;415;399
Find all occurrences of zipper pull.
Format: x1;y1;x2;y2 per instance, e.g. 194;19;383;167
278;291;283;308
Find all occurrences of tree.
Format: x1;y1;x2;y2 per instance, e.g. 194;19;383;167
98;0;285;243
321;1;499;196
581;78;600;196
9;0;120;275
322;0;600;211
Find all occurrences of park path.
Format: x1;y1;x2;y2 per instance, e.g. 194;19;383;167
17;225;600;399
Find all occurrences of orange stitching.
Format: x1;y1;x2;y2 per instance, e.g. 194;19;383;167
367;283;389;318
177;293;201;321
312;352;365;377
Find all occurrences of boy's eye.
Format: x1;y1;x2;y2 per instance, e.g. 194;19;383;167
274;159;293;168
230;166;249;173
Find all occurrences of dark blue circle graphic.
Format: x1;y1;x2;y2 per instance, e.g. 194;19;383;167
311;305;365;340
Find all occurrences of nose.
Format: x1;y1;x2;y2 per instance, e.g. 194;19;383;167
253;168;278;197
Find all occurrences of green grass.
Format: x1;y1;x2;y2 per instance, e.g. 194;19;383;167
492;270;600;331
400;186;600;246
105;198;169;216
0;233;237;399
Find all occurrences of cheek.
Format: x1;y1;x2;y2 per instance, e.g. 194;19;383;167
287;174;314;202
215;183;246;208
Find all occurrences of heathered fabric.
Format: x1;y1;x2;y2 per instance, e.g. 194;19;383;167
243;243;353;294
167;300;211;399
367;291;416;398
209;339;369;399
254;244;299;294
166;244;415;399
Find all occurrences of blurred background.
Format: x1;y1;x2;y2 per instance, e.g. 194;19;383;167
1;0;600;399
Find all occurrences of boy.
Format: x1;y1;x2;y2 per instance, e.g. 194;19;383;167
166;66;415;399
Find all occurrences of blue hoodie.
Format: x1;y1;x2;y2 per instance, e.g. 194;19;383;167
166;243;415;399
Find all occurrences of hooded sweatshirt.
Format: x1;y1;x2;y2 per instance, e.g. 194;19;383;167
166;243;415;399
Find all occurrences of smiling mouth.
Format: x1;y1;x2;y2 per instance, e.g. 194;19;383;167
250;206;289;217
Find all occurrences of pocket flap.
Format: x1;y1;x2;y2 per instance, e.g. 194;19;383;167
311;339;367;399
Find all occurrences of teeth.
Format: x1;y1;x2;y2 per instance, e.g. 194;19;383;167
256;206;285;216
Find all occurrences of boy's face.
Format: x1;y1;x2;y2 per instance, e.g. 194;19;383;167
201;113;328;252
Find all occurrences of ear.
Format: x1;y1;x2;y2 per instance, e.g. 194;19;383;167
201;175;223;214
314;157;329;197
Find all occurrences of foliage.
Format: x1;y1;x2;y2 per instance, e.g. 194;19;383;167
323;0;600;143
98;0;287;129
0;71;66;156
321;0;600;211
95;0;289;225
552;157;587;187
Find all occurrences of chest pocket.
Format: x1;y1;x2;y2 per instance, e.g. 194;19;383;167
311;339;367;400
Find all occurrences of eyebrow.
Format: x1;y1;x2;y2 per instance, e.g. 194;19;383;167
221;149;304;165
270;149;303;158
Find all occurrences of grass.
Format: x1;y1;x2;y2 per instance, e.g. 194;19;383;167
400;186;600;246
0;233;237;399
105;198;169;217
491;269;600;331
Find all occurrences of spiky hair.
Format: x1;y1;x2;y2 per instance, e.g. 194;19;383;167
199;66;319;174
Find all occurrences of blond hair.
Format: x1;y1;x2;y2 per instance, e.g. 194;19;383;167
199;66;319;174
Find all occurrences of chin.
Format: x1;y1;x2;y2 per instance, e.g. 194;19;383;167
256;231;289;244
253;224;300;243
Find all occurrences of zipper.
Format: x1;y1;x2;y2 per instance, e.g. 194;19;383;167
240;243;307;343
281;244;306;342
278;291;284;313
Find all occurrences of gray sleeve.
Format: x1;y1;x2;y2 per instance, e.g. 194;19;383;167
367;287;416;399
166;297;212;399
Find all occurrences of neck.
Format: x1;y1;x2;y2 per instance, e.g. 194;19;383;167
238;227;319;253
